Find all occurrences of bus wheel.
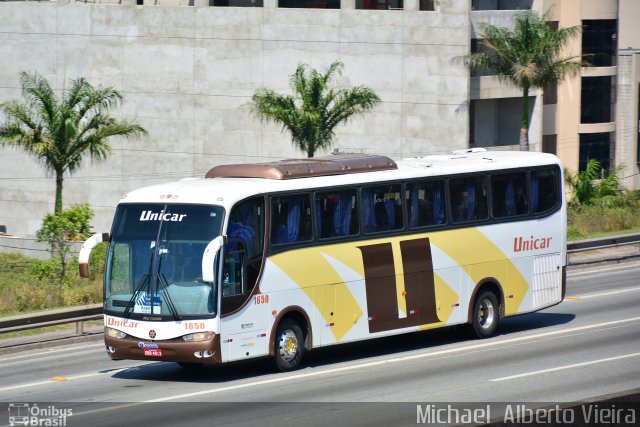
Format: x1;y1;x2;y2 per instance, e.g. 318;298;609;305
274;319;304;372
472;290;499;338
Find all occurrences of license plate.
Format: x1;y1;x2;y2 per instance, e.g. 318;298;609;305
144;348;163;357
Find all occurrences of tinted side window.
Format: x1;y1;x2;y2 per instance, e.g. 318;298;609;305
531;168;560;214
228;197;264;259
223;197;265;316
316;190;359;239
491;172;528;218
450;176;488;223
270;194;312;245
406;181;446;228
362;184;403;233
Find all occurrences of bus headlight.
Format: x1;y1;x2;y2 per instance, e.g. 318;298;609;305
182;332;213;342
106;327;127;339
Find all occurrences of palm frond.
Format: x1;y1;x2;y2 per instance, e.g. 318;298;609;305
19;71;58;132
0;72;146;212
249;61;380;156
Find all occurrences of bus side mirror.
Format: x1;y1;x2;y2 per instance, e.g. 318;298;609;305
202;236;225;283
78;233;110;278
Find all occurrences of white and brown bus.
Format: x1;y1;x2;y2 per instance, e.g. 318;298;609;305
80;149;566;371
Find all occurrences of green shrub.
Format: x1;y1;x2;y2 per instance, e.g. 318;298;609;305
36;204;94;286
565;159;624;207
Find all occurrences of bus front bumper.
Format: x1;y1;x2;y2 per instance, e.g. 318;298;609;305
104;333;222;364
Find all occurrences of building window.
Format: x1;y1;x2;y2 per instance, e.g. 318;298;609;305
471;0;533;11
278;0;339;7
579;133;612;172
356;0;402;10
212;0;264;5
419;0;434;10
542;135;557;155
581;76;614;124
582;20;617;67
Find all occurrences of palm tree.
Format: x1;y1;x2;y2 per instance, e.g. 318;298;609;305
0;71;147;214
249;61;380;157
458;10;583;151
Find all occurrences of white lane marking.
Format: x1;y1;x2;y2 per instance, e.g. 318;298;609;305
142;316;640;403
491;352;640;382
577;286;640;300
0;367;130;393
0;342;104;362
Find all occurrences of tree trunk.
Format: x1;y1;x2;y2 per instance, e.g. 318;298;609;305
55;173;63;214
519;85;530;152
58;249;66;286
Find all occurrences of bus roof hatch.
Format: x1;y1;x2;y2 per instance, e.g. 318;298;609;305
205;154;397;180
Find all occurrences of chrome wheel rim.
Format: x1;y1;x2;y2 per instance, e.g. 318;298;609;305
477;299;495;329
278;330;298;362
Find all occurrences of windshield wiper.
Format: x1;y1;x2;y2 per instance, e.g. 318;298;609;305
157;273;181;321
123;274;150;319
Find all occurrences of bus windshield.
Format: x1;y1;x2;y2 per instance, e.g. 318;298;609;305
104;204;224;319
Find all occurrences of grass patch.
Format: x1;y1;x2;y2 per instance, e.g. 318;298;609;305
567;205;640;240
0;244;105;316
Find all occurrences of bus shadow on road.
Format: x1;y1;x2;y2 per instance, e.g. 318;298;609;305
110;312;575;384
302;312;576;369
498;311;575;335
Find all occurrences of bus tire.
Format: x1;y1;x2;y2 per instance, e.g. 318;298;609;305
471;290;499;338
274;318;304;372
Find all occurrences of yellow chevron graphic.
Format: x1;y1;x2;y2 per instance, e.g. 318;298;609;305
429;228;528;315
270;246;363;341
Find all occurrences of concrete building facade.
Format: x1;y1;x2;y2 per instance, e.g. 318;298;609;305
542;0;640;189
0;0;638;240
1;0;475;237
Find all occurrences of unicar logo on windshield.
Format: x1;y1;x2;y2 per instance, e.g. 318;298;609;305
139;210;187;222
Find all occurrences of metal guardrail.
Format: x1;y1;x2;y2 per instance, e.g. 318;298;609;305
1;232;639;336
567;231;640;253
0;304;102;335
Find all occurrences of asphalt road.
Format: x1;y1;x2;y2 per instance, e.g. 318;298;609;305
0;260;639;427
